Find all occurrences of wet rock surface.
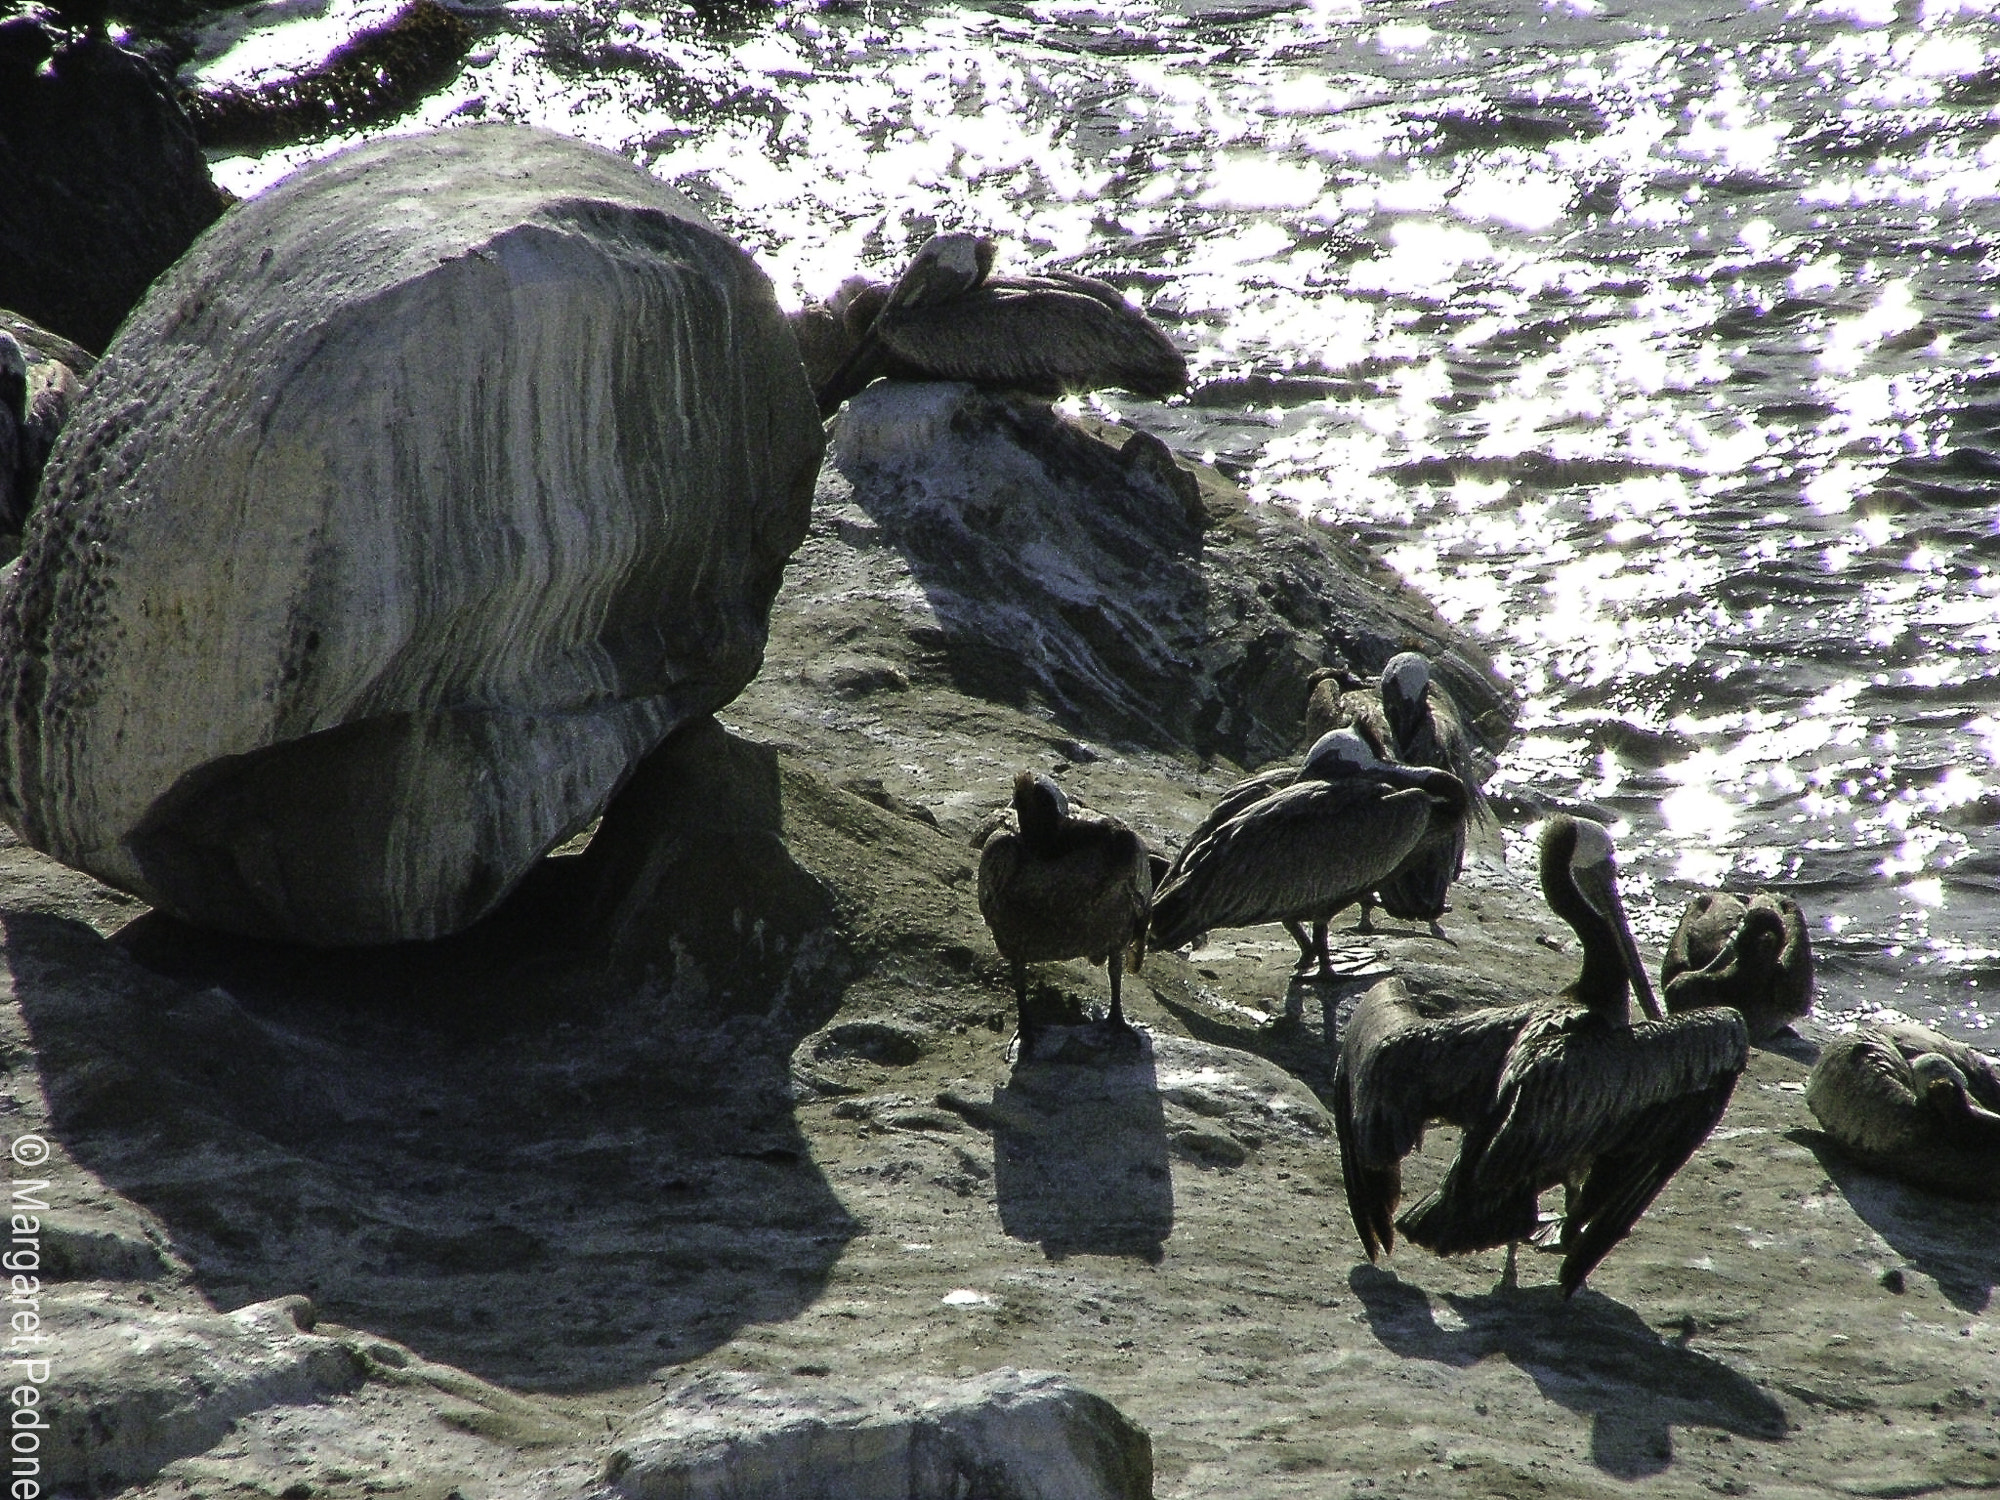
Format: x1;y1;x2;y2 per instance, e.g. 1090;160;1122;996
0;390;1989;1497
0;124;820;946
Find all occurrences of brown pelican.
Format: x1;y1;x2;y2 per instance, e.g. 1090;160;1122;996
976;771;1153;1058
815;232;1188;416
1661;889;1814;1042
1806;1022;2000;1200
1305;652;1491;939
1149;729;1468;977
1333;815;1748;1294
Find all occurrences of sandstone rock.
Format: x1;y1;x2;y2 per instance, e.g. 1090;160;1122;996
0;24;227;354
40;1293;365;1493
0;309;94;540
0;124;822;945
602;1368;1152;1500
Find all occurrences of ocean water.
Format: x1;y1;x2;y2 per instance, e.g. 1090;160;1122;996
187;0;2000;1040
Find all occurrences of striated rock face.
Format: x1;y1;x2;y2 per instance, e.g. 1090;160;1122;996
603;1368;1153;1500
0;124;822;945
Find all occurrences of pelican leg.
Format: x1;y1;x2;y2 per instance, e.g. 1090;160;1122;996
1427;918;1455;945
1104;946;1141;1052
1010;957;1036;1063
1355;894;1377;934
1284;919;1316;969
1313;919;1334;977
1501;1240;1520;1292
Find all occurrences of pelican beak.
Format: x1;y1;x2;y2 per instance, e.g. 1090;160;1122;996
1579;859;1663;1023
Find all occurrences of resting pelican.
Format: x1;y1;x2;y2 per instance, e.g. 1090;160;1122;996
1333;815;1748;1295
815;232;1188;415
1661;889;1814;1042
977;772;1153;1058
1305;652;1490;939
1149;729;1467;977
1806;1022;2000;1200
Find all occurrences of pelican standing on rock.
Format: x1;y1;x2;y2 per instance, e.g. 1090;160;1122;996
1661;889;1814;1042
1305;651;1491;939
813;232;1188;416
1149;729;1468;978
1333;815;1749;1295
1806;1022;2000;1200
976;772;1154;1059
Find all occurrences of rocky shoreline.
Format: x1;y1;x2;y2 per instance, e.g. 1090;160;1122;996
0;361;1993;1497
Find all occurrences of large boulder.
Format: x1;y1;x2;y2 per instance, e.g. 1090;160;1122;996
0;124;823;945
0;308;94;540
0;23;228;354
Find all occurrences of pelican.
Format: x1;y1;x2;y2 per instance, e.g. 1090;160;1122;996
976;771;1153;1058
1149;729;1467;977
815;232;1188;416
1333;815;1748;1295
1661;889;1814;1042
1305;652;1491;939
1806;1022;2000;1200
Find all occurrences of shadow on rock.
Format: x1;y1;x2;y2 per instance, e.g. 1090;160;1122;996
7;720;864;1391
949;1038;1173;1261
1348;1263;1789;1479
1147;969;1371;1105
1787;1128;1998;1312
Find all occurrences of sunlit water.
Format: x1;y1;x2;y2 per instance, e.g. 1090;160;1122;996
184;0;2000;1040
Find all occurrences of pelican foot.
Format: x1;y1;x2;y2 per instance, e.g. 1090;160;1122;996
1425;920;1456;945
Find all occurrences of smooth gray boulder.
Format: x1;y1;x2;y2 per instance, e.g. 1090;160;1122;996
40;1294;365;1494
0;124;822;945
602;1368;1153;1500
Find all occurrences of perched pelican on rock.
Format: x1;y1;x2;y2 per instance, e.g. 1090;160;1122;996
814;232;1188;415
977;771;1153;1059
1333;815;1748;1295
1305;651;1491;939
1149;729;1467;978
1806;1022;2000;1200
1661;889;1814;1042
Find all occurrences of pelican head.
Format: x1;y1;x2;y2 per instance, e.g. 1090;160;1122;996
1542;815;1660;1024
884;232;998;316
1300;727;1384;779
1379;652;1432;750
1911;1052;1973;1115
1011;770;1070;851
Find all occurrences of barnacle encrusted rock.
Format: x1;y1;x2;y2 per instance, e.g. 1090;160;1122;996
0;124;822;945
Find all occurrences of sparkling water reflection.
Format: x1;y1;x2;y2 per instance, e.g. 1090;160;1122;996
189;0;2000;1038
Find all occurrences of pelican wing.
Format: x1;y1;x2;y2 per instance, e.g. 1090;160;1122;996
1150;777;1435;951
1334;982;1537;1260
1159;762;1299;887
1480;1008;1748;1190
878;285;1188;399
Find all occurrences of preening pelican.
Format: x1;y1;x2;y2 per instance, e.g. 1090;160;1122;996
1806;1022;2000;1200
815;232;1188;415
1305;652;1491;939
977;771;1153;1058
1662;889;1814;1042
1149;729;1467;977
1333;815;1748;1295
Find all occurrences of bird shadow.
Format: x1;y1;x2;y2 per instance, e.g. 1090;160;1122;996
1348;1263;1789;1479
1147;967;1375;1105
1785;1128;1999;1312
948;1033;1173;1261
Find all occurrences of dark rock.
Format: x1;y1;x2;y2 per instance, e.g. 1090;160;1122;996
0;25;227;353
0;309;94;540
